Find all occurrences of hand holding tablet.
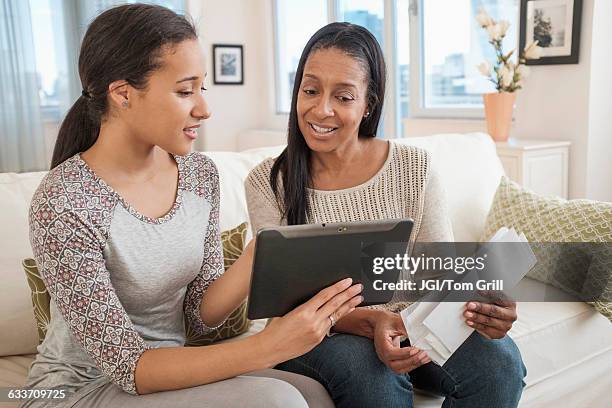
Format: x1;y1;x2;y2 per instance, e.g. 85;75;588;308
257;277;363;363
247;219;414;319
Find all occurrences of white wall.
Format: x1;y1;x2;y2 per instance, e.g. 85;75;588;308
186;0;268;152
514;0;593;199
402;118;488;138
255;0;287;132
513;0;612;201
584;0;612;201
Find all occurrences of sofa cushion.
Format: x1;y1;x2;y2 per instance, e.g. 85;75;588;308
510;279;612;389
0;171;46;356
481;177;612;320
21;222;252;347
206;147;284;233
395;133;504;242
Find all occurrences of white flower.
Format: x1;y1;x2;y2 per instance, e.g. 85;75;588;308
477;61;492;77
476;8;494;27
487;23;502;42
477;6;533;92
498;20;510;38
524;40;543;59
516;64;530;78
500;64;514;88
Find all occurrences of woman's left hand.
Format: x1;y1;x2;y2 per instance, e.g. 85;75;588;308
373;311;430;373
463;291;518;339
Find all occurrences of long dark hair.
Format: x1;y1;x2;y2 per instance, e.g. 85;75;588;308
270;22;386;225
50;4;197;169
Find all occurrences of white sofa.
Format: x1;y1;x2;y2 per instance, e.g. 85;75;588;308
1;132;611;407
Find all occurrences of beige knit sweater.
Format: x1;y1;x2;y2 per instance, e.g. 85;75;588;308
245;141;454;311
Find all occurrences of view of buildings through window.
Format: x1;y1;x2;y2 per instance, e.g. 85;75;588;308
338;0;385;48
423;0;518;108
29;0;71;122
275;0;328;113
276;0;519;117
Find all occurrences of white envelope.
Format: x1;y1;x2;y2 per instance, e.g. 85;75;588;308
399;227;536;365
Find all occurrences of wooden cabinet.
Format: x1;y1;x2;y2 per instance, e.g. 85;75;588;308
495;139;570;198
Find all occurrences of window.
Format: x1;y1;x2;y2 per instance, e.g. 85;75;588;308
337;0;385;48
76;1;184;36
396;0;411;119
1;0;184;172
273;0;520;130
338;0;388;136
28;0;186;123
414;0;519;116
274;0;328;113
29;0;72;122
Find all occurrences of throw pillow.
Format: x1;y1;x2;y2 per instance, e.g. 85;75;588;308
481;177;612;321
23;258;50;344
22;222;252;345
185;222;251;345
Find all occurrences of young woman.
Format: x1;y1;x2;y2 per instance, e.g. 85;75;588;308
25;5;363;408
246;22;526;408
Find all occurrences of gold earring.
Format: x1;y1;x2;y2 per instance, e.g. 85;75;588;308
122;100;129;108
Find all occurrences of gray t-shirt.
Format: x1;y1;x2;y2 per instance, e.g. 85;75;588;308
25;153;225;406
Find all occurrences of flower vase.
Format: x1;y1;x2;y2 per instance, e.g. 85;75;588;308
483;92;516;142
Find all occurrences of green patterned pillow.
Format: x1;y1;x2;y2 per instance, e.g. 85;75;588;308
22;222;252;345
481;177;612;321
185;222;251;345
23;258;50;344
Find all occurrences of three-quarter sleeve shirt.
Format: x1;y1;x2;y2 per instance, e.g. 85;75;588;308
245;141;454;311
25;152;225;402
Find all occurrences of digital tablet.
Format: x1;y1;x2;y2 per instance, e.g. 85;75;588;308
247;219;413;319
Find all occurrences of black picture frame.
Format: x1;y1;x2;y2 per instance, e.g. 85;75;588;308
212;44;244;85
519;0;582;65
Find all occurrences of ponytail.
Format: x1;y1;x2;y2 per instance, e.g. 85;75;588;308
49;4;197;169
50;96;100;169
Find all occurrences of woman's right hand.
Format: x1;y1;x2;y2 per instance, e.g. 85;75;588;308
259;278;363;364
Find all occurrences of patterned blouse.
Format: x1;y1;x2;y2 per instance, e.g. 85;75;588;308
25;152;225;401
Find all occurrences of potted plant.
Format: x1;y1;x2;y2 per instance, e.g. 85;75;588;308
476;8;542;141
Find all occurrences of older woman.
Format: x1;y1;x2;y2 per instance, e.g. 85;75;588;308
246;22;526;408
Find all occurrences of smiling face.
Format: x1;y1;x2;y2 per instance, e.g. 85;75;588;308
124;39;210;156
297;47;370;153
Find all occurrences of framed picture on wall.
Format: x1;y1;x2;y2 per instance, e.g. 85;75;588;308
519;0;582;65
213;44;244;85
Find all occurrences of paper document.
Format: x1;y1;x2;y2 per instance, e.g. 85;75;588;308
400;228;536;365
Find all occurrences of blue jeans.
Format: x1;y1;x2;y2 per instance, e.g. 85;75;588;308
276;331;526;408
